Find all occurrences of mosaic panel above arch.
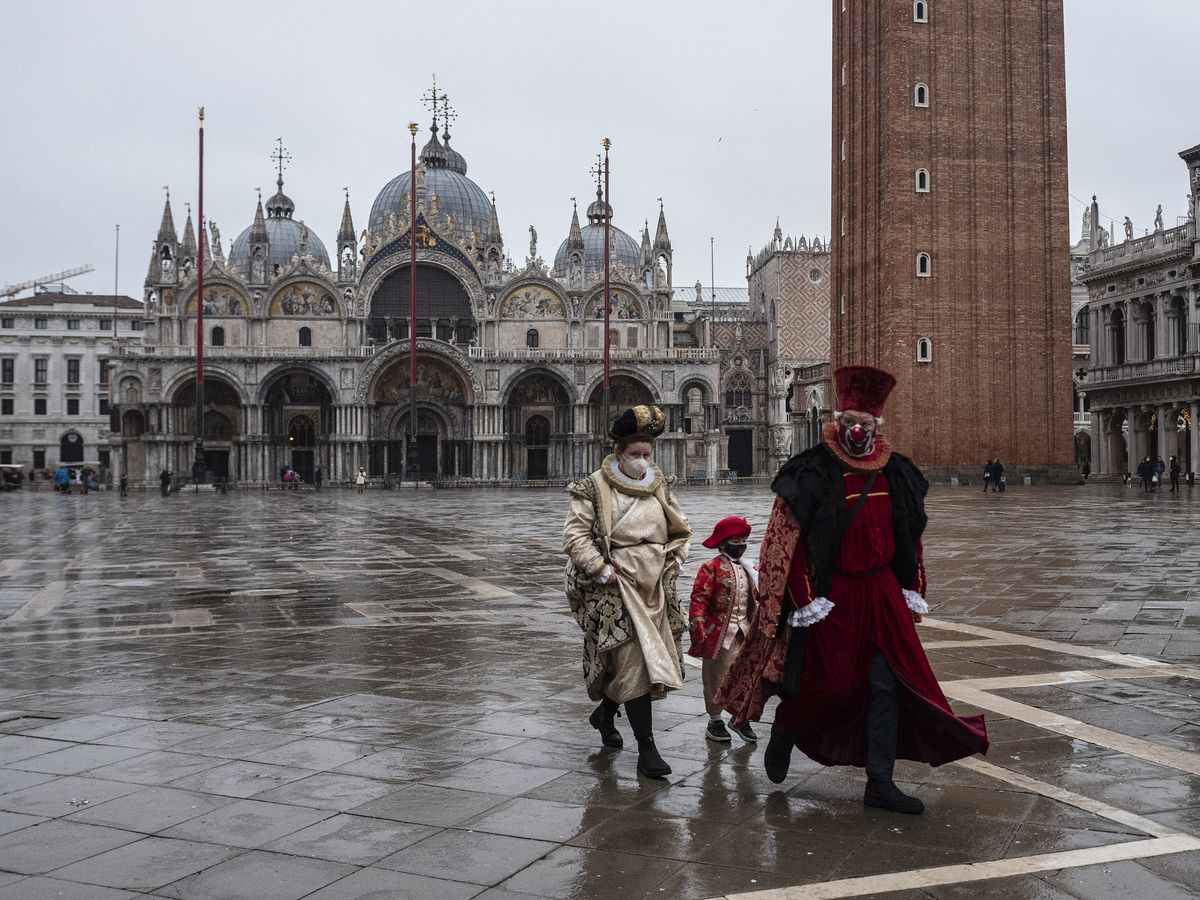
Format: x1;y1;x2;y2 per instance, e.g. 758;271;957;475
587;288;643;321
373;355;468;405
185;287;249;316
271;281;340;317
500;286;567;320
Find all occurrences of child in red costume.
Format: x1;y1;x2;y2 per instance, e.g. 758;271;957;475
689;517;759;744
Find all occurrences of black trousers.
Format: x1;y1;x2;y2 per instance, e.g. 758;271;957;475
866;651;900;781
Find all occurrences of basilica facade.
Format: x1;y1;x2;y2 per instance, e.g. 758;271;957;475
109;112;817;487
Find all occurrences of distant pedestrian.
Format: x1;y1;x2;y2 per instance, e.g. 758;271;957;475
1081;460;1091;482
314;465;323;492
991;458;1004;492
1137;456;1153;491
1169;456;1180;492
55;465;70;494
982;459;993;493
356;467;367;494
119;474;128;498
159;469;172;497
280;466;289;490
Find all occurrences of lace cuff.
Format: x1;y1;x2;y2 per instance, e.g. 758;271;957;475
596;565;614;584
787;597;834;628
903;589;929;615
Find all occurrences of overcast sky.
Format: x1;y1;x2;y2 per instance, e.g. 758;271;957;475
0;1;1195;300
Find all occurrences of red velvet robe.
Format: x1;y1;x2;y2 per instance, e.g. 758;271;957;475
772;470;988;768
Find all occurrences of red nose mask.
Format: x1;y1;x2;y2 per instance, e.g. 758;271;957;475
840;424;874;456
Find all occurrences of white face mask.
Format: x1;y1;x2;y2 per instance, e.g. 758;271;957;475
621;457;649;478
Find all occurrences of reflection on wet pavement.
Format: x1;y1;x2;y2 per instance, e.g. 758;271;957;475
0;484;1197;898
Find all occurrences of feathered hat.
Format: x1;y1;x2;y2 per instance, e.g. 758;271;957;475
834;365;896;418
609;405;666;443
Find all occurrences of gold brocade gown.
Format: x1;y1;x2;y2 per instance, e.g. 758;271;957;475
562;457;692;704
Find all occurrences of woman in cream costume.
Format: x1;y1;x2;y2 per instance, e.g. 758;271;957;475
563;405;692;778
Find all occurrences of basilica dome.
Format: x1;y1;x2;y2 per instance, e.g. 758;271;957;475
553;190;641;277
229;179;331;273
369;126;494;245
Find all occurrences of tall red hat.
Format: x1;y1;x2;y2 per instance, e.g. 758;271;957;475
834;365;897;418
702;516;752;549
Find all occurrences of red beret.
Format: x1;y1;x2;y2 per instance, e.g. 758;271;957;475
834;365;896;418
702;516;752;549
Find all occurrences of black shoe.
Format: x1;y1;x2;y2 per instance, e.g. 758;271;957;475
764;728;795;784
636;737;671;778
705;719;732;743
589;701;623;749
864;779;924;814
732;720;758;743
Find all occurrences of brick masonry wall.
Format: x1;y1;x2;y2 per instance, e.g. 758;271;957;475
831;0;1074;467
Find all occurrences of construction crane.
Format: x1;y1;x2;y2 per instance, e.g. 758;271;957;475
1;265;95;299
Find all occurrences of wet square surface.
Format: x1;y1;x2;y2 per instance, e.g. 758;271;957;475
0;484;1198;897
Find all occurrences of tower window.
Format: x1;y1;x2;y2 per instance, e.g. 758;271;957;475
841;63;847;86
840;214;846;236
916;337;933;362
526;328;539;349
840;138;846;161
840;292;846;315
299;327;312;346
914;83;929;107
913;1;927;22
915;168;930;192
916;253;931;277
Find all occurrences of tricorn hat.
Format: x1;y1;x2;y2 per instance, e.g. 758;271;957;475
702;516;752;549
609;404;666;443
834;365;896;418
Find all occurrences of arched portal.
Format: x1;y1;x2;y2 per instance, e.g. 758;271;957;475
172;377;243;480
368;353;472;479
506;371;571;480
59;432;85;464
263;370;334;486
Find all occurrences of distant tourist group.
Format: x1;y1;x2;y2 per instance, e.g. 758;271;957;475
563;367;988;816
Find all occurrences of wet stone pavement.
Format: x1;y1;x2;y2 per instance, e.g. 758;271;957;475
0;482;1197;898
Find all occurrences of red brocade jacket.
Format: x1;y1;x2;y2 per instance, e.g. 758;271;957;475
687;556;758;660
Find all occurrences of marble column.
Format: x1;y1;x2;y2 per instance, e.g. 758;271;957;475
1190;401;1200;476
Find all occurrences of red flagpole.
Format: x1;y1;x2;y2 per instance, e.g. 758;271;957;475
408;122;419;481
602;137;611;445
194;106;206;481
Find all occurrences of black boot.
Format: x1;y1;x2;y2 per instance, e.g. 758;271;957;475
625;693;671;778
589;697;623;749
764;726;797;784
864;778;924;814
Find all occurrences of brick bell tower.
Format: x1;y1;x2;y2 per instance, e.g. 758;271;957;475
830;0;1075;476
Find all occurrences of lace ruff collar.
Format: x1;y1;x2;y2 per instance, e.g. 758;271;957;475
600;454;664;496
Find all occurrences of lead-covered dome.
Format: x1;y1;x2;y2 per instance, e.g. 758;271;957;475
229;178;330;273
369;125;493;245
553;189;640;276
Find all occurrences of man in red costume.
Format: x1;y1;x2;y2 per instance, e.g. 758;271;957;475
716;365;988;814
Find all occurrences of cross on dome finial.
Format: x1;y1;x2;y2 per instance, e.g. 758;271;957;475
421;74;448;133
439;94;457;140
256;186;262;201
589;154;603;193
271;138;292;186
163;185;170;200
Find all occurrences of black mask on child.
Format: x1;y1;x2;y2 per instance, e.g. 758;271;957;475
724;544;747;560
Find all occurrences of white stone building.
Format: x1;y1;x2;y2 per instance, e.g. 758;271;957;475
0;292;144;477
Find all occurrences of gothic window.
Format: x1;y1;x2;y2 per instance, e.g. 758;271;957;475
916;337;933;362
526;328;539;349
1073;308;1089;345
916;252;931;277
211;326;225;346
299;327;312;347
914;1;928;22
725;380;752;409
288;415;316;447
915;168;930;192
914;83;929;107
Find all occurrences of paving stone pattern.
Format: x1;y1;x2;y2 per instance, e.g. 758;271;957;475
0;483;1196;898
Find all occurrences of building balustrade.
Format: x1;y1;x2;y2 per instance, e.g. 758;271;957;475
1093;355;1197;382
1088;221;1194;268
113;345;378;359
466;346;721;362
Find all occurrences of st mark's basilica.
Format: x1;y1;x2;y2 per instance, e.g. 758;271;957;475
108;97;830;487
